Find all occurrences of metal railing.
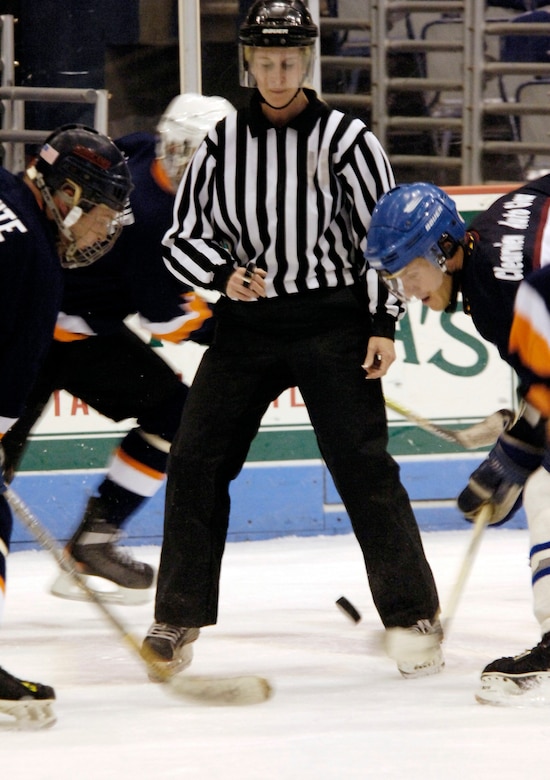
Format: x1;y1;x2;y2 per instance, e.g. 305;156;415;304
2;7;550;183
323;1;550;184
0;15;109;173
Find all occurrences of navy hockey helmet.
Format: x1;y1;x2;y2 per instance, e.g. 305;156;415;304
28;124;133;268
365;183;466;280
33;124;132;213
238;0;318;88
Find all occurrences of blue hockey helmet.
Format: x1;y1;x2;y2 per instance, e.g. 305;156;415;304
365;183;466;281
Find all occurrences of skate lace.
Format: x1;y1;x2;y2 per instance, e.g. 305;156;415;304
410;618;443;638
147;623;190;648
104;532;148;572
489;636;550;673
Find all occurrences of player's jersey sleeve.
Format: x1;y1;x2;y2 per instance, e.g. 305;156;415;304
509;265;550;417
0;178;62;432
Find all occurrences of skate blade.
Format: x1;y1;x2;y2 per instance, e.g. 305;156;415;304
50;570;152;606
0;699;56;730
144;645;195;683
397;650;445;679
476;672;550;707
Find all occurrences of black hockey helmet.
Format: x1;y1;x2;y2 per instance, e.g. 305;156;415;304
33;124;132;213
239;0;318;48
238;0;318;88
27;124;133;268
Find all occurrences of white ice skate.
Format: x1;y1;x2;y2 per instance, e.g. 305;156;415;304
385;618;444;678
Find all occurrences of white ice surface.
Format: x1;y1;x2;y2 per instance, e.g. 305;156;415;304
2;529;548;779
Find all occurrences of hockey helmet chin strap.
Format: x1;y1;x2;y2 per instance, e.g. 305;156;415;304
259;88;301;110
441;232;468;314
444;232;475;315
444;271;461;314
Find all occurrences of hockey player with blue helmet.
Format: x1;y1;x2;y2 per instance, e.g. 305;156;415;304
366;178;550;705
365;182;467;311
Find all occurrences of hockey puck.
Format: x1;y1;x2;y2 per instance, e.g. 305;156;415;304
336;596;361;624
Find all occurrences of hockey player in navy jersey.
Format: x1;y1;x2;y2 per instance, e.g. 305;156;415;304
2;94;236;607
365;176;550;705
0;124;132;728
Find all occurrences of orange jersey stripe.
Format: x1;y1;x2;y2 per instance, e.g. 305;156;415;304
510;313;550;379
54;325;90;342
114;447;165;481
525;385;550;420
151;292;213;343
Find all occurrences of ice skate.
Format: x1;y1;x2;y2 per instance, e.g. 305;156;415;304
142;623;200;682
0;666;56;730
476;633;550;706
50;498;155;606
385;618;444;678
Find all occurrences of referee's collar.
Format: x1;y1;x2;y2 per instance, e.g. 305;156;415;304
247;88;328;137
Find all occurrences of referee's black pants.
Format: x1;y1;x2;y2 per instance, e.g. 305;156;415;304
156;288;440;630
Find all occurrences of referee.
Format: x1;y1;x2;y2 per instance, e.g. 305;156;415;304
143;0;443;681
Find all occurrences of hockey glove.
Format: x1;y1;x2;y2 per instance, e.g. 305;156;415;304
458;423;545;526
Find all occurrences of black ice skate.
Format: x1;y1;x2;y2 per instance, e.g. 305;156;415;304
476;633;550;706
50;498;155;606
385;618;445;678
142;623;200;682
0;666;56;730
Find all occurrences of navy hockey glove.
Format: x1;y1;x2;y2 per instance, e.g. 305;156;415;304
458;426;545;526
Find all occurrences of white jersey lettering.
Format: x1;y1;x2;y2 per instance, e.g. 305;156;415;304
0;198;27;240
494;234;526;281
497;193;536;231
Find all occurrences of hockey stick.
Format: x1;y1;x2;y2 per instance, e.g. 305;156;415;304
385;398;515;449
5;487;272;706
441;503;493;636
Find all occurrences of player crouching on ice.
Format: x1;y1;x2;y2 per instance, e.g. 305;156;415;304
366;178;550;705
0;124;132;728
1;94;235;608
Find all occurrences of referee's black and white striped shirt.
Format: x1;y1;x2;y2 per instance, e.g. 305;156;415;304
163;89;403;323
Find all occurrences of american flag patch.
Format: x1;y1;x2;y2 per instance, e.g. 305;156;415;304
40;144;59;164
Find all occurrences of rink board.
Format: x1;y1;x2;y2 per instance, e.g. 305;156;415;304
10;184;528;549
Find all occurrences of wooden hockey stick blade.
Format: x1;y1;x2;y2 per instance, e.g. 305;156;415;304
441;503;493;636
385;398;514;449
164;672;272;706
5;487;272;706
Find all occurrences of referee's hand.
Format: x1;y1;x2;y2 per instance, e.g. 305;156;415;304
362;337;395;379
227;264;267;301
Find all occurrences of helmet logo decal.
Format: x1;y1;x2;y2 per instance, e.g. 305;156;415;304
404;195;421;213
73;144;112;170
39;144;59;165
424;204;443;232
